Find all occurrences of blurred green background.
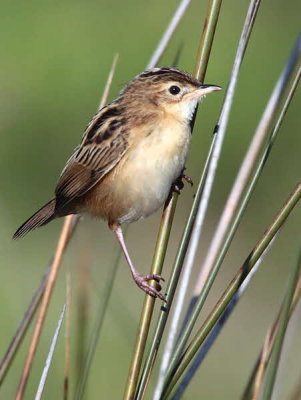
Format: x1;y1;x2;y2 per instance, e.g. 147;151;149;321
0;0;300;398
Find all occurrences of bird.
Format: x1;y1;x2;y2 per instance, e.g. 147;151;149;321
13;67;221;300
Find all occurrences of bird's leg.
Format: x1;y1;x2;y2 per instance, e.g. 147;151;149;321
172;168;193;194
110;223;166;301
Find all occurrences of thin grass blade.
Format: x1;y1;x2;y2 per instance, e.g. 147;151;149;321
98;54;119;109
147;0;192;69
261;249;301;400
64;272;71;400
15;216;76;400
123;2;203;394
169;65;301;398
142;139;215;400
242;272;301;400
164;33;301;390
135;1;223;398
34;305;66;400
0;217;79;386
123;198;178;400
0;262;51;385
172;235;277;400
161;0;262;387
252;329;273;400
15;53;119;400
161;180;301;399
171;42;184;68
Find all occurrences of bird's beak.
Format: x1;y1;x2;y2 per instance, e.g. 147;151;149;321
186;84;222;100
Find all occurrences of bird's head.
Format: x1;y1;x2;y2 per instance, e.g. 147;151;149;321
120;67;221;122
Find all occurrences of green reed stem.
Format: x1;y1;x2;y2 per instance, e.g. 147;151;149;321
161;181;301;399
163;32;300;392
123;196;178;400
135;1;223;398
156;0;261;392
261;249;301;400
176;65;301;399
123;0;212;396
241;272;301;400
194;0;223;80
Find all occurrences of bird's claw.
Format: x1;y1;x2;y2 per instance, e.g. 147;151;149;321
172;170;193;194
181;173;193;186
134;273;166;301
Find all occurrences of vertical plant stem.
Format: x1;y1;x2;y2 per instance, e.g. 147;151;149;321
123;196;178;400
169;64;301;399
14;53;119;399
15;216;74;400
158;0;259;385
0;216;80;386
262;249;301;400
242;273;301;400
65;53;120;400
161;181;301;399
142;140;215;400
193;0;223;80
98;54;119;109
34;305;66;400
165;32;301;386
64;272;71;400
147;0;192;69
0;262;52;385
123;2;200;395
166;0;261;377
195;34;300;295
250;328;271;400
172;244;269;400
135;1;223;398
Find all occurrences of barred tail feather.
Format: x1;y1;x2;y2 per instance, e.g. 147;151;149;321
13;199;56;239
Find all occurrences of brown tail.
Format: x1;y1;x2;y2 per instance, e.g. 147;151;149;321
13;199;56;239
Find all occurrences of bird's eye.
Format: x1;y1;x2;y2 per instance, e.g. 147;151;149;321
169;85;181;95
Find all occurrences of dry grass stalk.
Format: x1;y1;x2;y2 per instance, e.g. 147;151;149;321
0;263;51;384
15;216;75;400
14;52;119;399
252;328;273;400
249;272;301;400
64;271;71;400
